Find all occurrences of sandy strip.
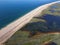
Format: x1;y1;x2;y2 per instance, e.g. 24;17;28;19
0;1;60;44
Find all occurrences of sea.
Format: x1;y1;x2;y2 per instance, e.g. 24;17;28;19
0;0;57;29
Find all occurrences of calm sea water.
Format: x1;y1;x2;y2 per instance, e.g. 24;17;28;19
0;0;57;29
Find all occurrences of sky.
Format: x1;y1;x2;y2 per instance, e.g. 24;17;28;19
0;0;58;2
0;0;58;5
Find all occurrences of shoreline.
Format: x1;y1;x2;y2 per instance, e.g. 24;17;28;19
0;1;60;44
